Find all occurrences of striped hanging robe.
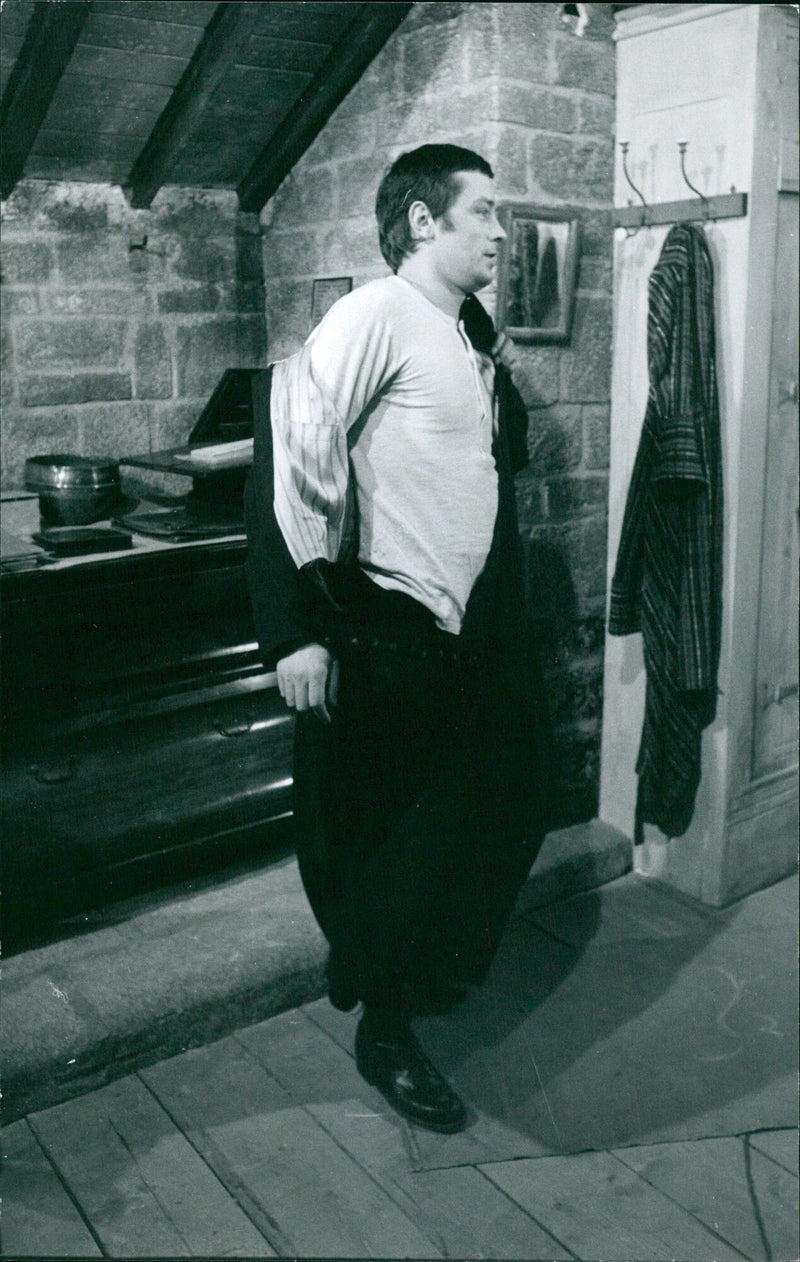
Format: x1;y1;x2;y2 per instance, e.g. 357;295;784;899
609;223;723;840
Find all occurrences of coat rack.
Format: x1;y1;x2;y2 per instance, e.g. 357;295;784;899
613;141;748;231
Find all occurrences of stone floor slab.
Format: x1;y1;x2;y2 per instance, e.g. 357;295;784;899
3;826;626;1123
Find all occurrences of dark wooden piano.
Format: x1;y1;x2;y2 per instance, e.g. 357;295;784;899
1;371;294;949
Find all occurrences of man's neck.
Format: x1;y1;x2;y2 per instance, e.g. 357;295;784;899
396;259;465;321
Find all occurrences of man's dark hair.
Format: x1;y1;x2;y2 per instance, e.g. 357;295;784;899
375;144;494;272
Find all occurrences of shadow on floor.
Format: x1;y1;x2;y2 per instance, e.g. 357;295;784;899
412;874;798;1162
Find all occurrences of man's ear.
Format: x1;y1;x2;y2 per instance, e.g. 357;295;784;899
408;199;435;242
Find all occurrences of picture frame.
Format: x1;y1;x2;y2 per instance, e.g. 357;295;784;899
495;205;580;343
310;276;353;328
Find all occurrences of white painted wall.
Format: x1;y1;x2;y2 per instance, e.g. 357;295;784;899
599;4;764;900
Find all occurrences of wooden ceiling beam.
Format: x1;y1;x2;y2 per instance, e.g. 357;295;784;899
237;1;413;214
0;1;91;200
124;1;261;209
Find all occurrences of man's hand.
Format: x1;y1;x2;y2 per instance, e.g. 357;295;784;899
276;643;339;723
492;331;522;379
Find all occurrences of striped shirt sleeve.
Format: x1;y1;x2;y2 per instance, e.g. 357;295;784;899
270;293;394;569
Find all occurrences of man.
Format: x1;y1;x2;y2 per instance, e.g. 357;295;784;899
245;144;553;1133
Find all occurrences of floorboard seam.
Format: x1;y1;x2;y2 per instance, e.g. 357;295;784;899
133;1068;288;1258
608;1146;753;1261
104;1110;195;1258
745;1127;800;1177
221;1031;447;1258
474;1163;581;1261
303;1003;358;1056
25;1117;110;1259
743;1133;777;1261
299;1113;448;1260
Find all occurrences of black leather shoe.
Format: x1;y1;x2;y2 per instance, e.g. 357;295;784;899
355;1015;468;1133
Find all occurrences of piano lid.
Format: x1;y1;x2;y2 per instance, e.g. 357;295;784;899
188;368;260;444
114;369;264;538
119;368;262;479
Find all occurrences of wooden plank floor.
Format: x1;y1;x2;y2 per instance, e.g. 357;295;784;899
27;1075;275;1258
614;1136;800;1261
1;1119;102;1259
3;994;797;1260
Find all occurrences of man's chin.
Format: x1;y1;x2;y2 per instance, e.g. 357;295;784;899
459;273;493;297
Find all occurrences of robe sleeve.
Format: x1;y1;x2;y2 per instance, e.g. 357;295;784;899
647;247;707;492
244;366;325;666
497;363;530;475
271;291;395;568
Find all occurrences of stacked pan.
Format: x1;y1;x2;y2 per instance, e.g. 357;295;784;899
25;454;122;525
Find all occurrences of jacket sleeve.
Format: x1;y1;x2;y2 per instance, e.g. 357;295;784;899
497;363;530;475
460;294;529;475
243;367;344;667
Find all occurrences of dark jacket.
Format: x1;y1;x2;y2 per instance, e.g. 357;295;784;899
244;296;530;667
609;223;723;838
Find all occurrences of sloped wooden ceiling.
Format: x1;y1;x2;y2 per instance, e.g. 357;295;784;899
0;0;413;209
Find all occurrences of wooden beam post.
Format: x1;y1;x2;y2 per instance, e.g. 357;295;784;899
0;1;91;200
237;1;413;214
124;2;261;210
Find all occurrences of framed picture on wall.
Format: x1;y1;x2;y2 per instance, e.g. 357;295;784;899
495;205;580;343
310;276;352;329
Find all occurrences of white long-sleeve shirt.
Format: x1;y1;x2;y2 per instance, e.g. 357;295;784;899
270;274;499;635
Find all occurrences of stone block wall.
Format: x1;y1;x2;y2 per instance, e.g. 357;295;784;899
260;1;616;824
1;183;267;489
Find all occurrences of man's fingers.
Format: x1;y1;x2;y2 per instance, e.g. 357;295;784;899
308;670;331;723
275;644;335;719
281;665;333;721
492;332;520;374
278;670;294;709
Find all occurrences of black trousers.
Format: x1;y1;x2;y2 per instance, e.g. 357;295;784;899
292;573;551;1016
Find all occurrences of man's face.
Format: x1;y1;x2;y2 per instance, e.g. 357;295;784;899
431;170;506;294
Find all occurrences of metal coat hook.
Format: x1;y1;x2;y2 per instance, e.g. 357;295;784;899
677;140;711;219
613;142;747;231
619;141;648;236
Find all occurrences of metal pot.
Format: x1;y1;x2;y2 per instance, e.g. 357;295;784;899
25;454;122;526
